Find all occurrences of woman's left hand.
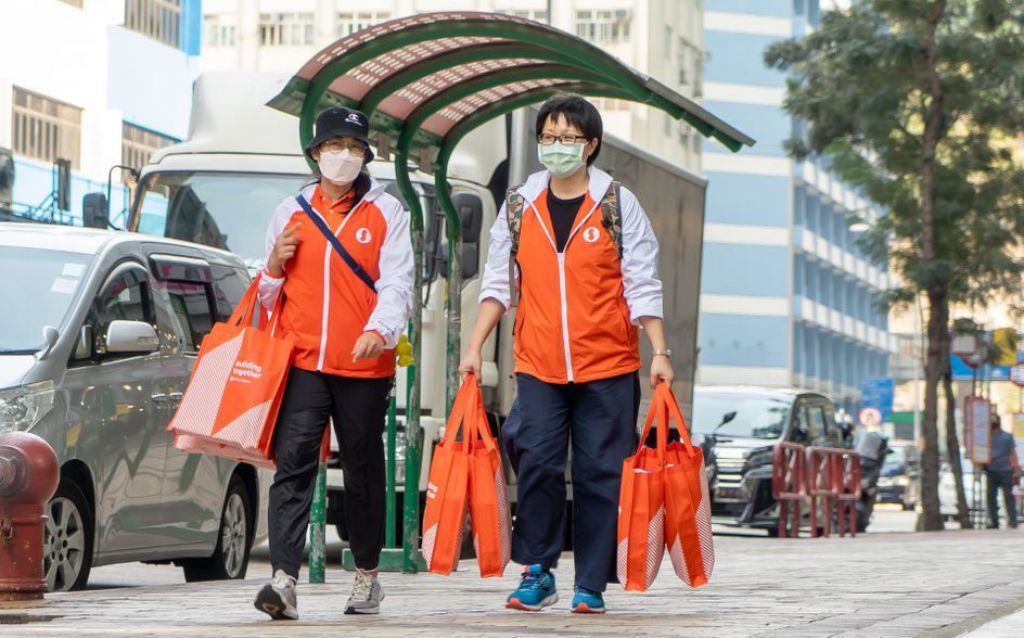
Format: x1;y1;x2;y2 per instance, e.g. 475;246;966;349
650;355;674;389
353;332;385;361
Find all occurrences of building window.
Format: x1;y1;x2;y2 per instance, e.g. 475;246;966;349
337;11;391;37
494;8;548;23
11;87;82;169
122;123;176;171
205;13;236;47
260;13;314;46
575;10;631;45
124;0;183;49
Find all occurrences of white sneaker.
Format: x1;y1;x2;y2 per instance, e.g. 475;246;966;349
345;568;384;615
254;569;298;620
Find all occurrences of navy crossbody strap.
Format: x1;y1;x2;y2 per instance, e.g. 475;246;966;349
295;194;377;293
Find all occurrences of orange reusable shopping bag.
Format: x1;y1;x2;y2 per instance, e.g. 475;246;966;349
616;390;667;592
421;377;478;575
465;380;512;577
660;383;715;588
168;277;294;466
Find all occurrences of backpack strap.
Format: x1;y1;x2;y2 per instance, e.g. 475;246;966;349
295;194;377;293
600;180;624;259
505;185;526;307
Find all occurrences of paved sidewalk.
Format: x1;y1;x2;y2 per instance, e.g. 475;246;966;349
3;530;1024;637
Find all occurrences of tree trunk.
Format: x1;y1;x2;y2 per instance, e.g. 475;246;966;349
940;317;972;529
918;288;946;530
916;0;948;532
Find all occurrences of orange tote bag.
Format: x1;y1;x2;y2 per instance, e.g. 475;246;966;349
168;277;294;466
660;384;715;588
616;391;667;592
421;378;477;575
465;381;512;577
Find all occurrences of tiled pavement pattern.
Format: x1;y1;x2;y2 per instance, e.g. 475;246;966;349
2;530;1024;637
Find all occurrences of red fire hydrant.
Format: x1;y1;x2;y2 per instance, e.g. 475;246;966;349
0;432;59;601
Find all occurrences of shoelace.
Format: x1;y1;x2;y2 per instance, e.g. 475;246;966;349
352;571;373;600
519;570;544;591
272;571;295;589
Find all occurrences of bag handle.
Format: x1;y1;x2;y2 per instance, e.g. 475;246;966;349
227;276;261;327
635;388;669;461
657;382;697;459
443;375;481;452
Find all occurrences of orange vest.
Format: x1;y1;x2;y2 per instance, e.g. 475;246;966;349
513;188;641;384
272;185;397;378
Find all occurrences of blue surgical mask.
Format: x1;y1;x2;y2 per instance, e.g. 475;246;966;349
537;142;586;178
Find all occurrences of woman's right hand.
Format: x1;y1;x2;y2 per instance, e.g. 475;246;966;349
267;224;301;277
458;350;482;383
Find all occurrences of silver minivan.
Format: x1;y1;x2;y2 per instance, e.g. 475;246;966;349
0;223;269;590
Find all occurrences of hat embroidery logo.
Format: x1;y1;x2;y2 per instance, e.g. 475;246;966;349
355;228;372;244
346;113;363;125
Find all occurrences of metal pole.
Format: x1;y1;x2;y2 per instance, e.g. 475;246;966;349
385;390;397;548
308;461;327;583
394;146;424;574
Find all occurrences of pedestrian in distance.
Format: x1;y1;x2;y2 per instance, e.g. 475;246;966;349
459;94;674;614
984;414;1020;530
253;106;414;620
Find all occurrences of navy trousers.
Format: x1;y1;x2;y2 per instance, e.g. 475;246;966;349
511;371;641;592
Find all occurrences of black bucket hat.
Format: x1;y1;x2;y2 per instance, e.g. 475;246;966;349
304;106;374;162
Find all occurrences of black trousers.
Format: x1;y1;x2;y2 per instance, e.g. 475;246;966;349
268;367;392;577
511;371;641;592
985;469;1019;529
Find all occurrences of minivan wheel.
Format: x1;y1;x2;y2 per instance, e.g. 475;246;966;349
182;476;252;582
45;481;94;591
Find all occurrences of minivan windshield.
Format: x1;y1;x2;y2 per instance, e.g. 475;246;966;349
133;171;310;270
691;391;793;440
0;247;91;352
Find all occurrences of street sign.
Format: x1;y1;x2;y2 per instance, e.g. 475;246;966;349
861;378;894;423
952;333;978;357
963;396;992;465
1011;364;1024;387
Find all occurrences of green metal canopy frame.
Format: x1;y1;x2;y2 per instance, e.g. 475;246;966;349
268;11;754;573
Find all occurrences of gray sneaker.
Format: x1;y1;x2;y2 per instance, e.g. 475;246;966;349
254;569;298;620
345;568;384;615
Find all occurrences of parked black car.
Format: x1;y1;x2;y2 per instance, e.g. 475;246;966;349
876;443;920;511
693;385;882;534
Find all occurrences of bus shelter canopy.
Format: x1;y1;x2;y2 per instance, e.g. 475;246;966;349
267;11;755;166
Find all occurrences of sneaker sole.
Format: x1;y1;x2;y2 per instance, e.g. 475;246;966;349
344;605;380;615
506;593;558;612
254;585;298;621
572;602;606;614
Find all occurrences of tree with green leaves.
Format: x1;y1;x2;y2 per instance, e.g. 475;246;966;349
765;0;1024;530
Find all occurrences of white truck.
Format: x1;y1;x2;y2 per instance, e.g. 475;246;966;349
120;72;708;543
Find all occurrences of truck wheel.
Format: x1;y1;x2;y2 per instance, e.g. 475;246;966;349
45;480;94;591
182;476;253;582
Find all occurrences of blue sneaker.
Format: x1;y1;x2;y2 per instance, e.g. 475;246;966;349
506;565;558;611
571;586;606;614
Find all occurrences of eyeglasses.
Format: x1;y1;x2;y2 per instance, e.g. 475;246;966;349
320;139;367;157
537;134;589;146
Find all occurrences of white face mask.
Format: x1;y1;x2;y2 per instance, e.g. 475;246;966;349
318;150;362;185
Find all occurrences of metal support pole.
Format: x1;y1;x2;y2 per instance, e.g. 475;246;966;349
385;390;398;548
394;146;424;573
308;461;327;583
435;168;462;417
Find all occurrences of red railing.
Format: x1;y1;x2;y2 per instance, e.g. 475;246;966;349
771;442;806;538
772;443;861;538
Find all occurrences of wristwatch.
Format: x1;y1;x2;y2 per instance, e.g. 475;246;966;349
652;349;672;358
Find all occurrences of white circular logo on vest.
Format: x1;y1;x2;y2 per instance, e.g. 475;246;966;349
355;228;372;244
583;227;601;243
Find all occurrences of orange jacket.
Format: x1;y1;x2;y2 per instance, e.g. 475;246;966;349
480;167;664;384
258;179;413;378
